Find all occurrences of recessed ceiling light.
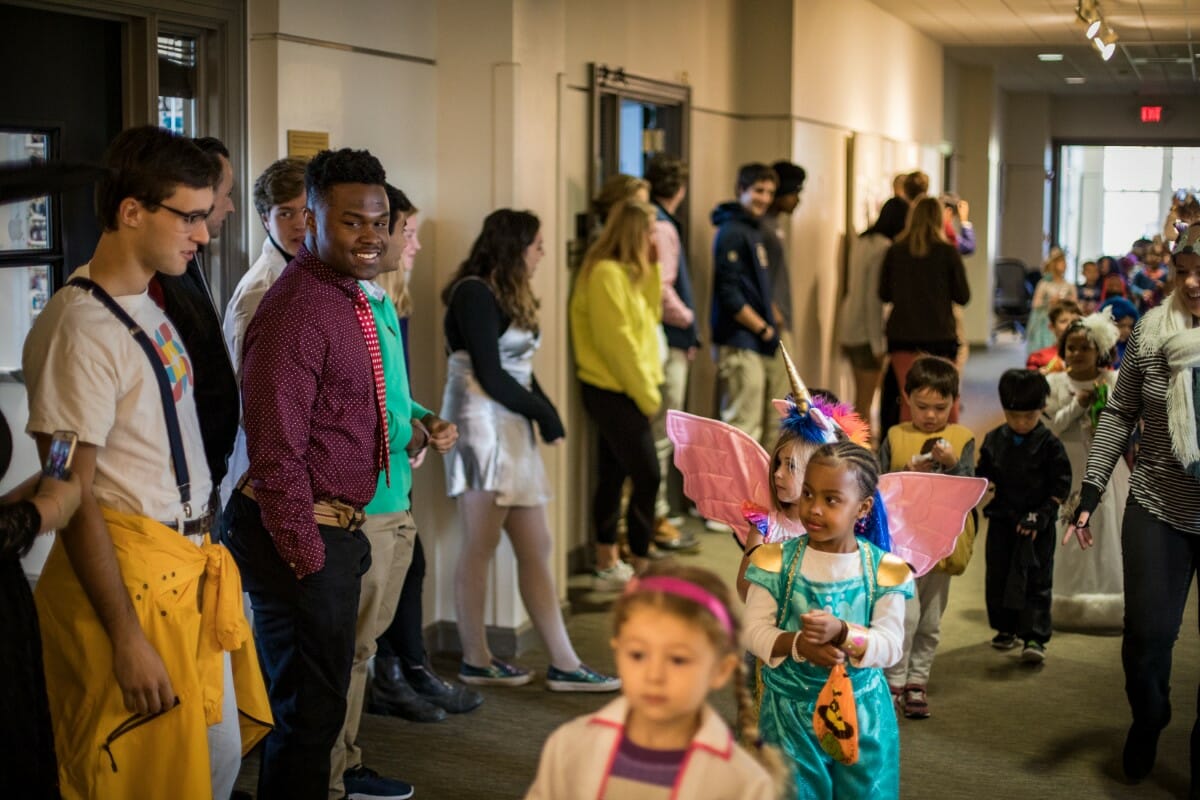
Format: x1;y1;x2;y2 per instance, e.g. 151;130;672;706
1038;53;1064;62
1065;76;1087;84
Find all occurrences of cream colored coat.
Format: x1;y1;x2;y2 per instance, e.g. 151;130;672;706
525;697;777;800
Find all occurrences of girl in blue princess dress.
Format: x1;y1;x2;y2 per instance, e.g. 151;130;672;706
743;441;914;799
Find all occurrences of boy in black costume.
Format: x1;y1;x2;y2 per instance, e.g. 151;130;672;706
976;369;1072;664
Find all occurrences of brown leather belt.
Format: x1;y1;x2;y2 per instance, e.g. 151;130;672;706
236;476;366;532
159;508;214;536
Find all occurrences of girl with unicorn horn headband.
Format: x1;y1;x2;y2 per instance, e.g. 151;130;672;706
665;344;988;591
667;345;986;798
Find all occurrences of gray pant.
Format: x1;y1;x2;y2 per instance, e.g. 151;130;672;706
652;346;691;518
885;570;953;688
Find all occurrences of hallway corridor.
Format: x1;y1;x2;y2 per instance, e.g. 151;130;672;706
237;341;1200;798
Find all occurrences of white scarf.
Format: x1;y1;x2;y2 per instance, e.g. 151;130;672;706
1140;291;1200;474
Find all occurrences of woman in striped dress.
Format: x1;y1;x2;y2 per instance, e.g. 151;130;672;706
1069;223;1200;792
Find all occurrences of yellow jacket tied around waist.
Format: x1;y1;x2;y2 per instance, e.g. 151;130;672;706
35;507;271;799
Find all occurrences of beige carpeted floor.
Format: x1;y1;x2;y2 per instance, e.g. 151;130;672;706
237;339;1200;799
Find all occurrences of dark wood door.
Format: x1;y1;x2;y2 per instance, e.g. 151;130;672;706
0;3;123;285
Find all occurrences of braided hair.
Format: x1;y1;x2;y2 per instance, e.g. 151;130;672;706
805;441;891;551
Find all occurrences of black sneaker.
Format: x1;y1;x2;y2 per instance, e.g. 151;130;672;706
1021;640;1046;664
991;632;1018;650
343;764;414;800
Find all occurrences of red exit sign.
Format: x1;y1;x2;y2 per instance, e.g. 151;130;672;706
1141;105;1163;123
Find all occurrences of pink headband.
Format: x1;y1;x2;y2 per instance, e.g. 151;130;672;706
627;576;735;640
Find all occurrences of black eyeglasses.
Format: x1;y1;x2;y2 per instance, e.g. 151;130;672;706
158;202;211;227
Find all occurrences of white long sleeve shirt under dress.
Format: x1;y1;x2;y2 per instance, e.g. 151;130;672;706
743;547;907;669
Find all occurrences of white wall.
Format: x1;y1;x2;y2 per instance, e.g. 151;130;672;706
792;0;944;147
243;0;949;648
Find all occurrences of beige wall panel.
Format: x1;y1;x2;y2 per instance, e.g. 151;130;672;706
273;0;436;61
563;0;738;110
788;121;850;390
792;0;943;146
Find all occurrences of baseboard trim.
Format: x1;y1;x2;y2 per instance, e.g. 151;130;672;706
567;543;591;577
426;601;572;659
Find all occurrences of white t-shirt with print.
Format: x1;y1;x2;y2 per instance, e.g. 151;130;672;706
23;265;212;524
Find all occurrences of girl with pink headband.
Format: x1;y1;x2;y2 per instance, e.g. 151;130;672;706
526;564;781;799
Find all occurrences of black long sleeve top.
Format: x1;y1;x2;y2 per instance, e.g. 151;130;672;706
976;422;1072;526
444;279;564;443
879;240;971;348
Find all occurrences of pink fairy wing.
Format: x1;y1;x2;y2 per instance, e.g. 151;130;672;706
878;473;989;577
666;410;772;547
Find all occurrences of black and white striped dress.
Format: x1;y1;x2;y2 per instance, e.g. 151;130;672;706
1083;308;1200;535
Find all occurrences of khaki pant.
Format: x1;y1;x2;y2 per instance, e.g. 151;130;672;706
884;569;953;689
329;510;418;798
716;345;790;449
652;346;691;518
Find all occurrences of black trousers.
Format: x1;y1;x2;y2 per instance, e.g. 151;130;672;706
1121;501;1200;788
376;533;426;666
984;514;1055;643
225;492;370;800
580;382;660;558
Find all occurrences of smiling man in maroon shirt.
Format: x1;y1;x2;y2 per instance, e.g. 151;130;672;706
224;148;403;799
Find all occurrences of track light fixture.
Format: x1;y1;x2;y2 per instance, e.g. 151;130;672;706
1076;1;1117;62
1077;0;1100;31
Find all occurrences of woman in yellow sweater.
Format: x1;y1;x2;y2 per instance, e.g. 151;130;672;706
570;200;664;588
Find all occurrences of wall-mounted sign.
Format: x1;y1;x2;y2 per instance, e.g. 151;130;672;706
287;130;330;159
1140;105;1163;124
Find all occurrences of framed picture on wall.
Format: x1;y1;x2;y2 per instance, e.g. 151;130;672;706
0;128;54;254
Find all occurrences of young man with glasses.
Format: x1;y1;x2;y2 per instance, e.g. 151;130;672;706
23;125;270;799
152;136;240;526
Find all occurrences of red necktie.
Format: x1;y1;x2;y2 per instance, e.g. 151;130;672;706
353;288;390;486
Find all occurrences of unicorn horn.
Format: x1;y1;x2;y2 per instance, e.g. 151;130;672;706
778;343;811;410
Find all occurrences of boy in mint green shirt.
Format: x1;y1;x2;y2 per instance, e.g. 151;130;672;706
330;187;459;800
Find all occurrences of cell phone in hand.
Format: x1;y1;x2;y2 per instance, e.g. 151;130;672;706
42;430;78;480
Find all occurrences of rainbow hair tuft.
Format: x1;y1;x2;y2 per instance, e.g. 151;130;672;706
812;396;871;448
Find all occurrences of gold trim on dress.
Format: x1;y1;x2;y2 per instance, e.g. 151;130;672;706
877;554;912;587
749;543;783;573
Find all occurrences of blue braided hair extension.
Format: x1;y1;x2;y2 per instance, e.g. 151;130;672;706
858;488;892;553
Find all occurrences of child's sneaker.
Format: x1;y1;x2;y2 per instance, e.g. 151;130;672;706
889;685;905;715
545;663;622;693
902;685;931;719
458;658;533;686
593;561;635;591
991;632;1018;650
1021;640;1046;664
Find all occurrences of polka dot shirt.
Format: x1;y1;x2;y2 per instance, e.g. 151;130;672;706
241;245;381;578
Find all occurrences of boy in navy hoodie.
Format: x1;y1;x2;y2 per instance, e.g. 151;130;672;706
710;162;787;448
